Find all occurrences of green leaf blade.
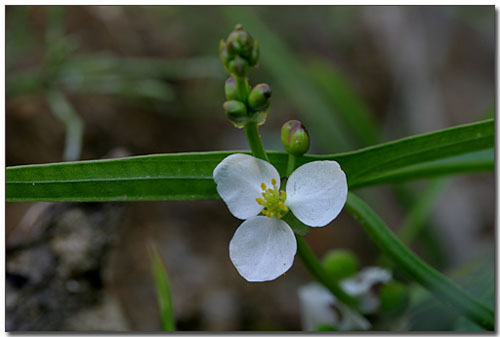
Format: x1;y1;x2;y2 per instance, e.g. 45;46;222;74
7;120;493;202
6;152;228;202
149;244;176;331
301;119;494;188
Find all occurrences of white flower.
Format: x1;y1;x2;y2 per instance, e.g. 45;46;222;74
213;153;348;282
341;267;392;314
297;267;392;331
298;283;371;331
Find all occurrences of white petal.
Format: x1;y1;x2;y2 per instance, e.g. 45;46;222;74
341;267;392;314
213;153;280;220
298;283;338;331
286;161;347;227
298;283;371;331
229;216;296;282
341;267;392;296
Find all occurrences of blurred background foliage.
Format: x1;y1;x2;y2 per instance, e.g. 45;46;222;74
6;6;494;331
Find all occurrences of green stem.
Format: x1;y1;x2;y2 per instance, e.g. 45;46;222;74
234;75;249;104
346;192;494;330
244;122;269;161
295;234;359;309
46;90;84;162
286;153;296;176
233;74;269;162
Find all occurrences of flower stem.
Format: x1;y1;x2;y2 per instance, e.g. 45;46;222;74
346;192;494;330
234;76;249;104
244;122;269;162
232;74;269;162
295;234;359;309
286;153;296;176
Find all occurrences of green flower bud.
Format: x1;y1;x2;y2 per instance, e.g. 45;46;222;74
225;76;250;102
248;83;271;112
322;249;359;281
379;282;410;314
227;56;249;77
219;40;231;70
223;100;248;128
220;24;259;76
249;40;260;67
224;77;238;101
281;120;310;156
227;24;254;60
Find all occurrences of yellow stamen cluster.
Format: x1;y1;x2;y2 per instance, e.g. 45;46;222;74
256;178;288;218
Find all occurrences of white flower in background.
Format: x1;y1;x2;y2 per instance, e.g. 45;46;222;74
298;267;392;331
298;283;371;331
213;153;347;282
341;267;392;314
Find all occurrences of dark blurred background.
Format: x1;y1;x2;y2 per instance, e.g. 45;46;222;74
5;6;495;331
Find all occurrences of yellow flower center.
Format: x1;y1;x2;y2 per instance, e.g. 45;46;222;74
256;178;288;218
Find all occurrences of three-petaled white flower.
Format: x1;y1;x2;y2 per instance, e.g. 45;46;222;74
213;153;348;282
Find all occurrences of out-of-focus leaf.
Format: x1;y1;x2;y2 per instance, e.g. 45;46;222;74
148;243;175;331
64;55;224;80
406;254;494;331
397;178;451;245
307;57;381;146
7;55;223;98
63;75;175;101
46;90;84;162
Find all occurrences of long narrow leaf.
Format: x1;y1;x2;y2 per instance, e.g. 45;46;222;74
148;243;176;331
306;119;494;188
350;149;493;188
6;120;493;202
345;192;494;330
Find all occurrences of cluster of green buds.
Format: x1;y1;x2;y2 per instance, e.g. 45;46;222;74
220;24;271;128
220;24;259;77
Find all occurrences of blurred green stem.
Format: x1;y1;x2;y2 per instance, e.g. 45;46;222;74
346;192;494;330
398;178;451;245
295;234;359;309
46;90;84;161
